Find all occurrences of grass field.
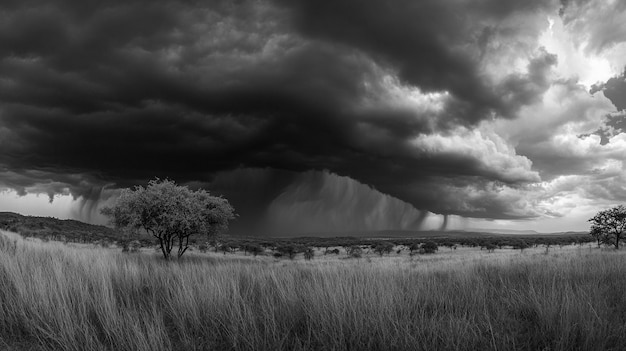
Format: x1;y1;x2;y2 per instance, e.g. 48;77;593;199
1;230;625;351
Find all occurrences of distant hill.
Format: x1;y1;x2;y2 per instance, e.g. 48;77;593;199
0;212;135;244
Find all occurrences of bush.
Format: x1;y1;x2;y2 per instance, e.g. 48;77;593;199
246;244;264;257
421;241;438;254
346;245;363;258
327;248;340;255
120;240;130;252
442;242;456;249
304;247;314;260
219;243;232;254
276;245;300;260
129;240;141;253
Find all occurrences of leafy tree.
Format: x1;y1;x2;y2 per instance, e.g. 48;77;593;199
241;243;264;256
373;242;394;256
346;245;363;258
589;205;626;249
276;245;299;259
590;222;610;248
512;239;529;252
484;243;497;253
219;243;233;255
101;178;235;260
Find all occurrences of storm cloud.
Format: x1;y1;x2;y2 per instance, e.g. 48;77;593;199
1;0;625;233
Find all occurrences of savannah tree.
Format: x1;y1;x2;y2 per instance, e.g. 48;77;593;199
101;178;235;259
588;205;626;249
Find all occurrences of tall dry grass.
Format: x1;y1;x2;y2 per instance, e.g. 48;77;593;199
1;231;625;350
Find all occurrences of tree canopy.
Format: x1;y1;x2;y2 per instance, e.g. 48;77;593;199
101;178;235;259
588;205;626;249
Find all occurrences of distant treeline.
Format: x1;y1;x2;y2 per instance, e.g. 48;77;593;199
212;234;594;251
0;212;593;250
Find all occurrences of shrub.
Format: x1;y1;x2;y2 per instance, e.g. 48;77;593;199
346;245;363;258
129;240;141;253
303;247;314;260
219;243;232;255
119;240;130;252
421;241;438;254
247;244;264;257
484;243;497;253
442;242;456;249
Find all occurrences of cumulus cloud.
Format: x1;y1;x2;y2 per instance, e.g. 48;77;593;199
559;0;626;54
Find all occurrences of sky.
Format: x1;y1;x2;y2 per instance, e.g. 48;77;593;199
1;0;626;235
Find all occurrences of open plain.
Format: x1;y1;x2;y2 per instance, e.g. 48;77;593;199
2;230;625;351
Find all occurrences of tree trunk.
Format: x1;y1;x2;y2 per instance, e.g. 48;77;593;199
177;235;189;258
160;234;174;260
615;232;620;249
157;236;170;260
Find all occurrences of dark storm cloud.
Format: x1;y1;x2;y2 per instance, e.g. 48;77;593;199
591;69;626;111
0;0;557;223
204;169;430;235
587;70;626;146
278;0;557;123
0;167;109;203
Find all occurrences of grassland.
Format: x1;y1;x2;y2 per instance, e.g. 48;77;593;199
1;230;625;351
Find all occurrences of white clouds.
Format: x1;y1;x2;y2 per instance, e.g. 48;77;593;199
496;81;616;145
539;15;615;87
411;125;540;183
560;0;626;57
